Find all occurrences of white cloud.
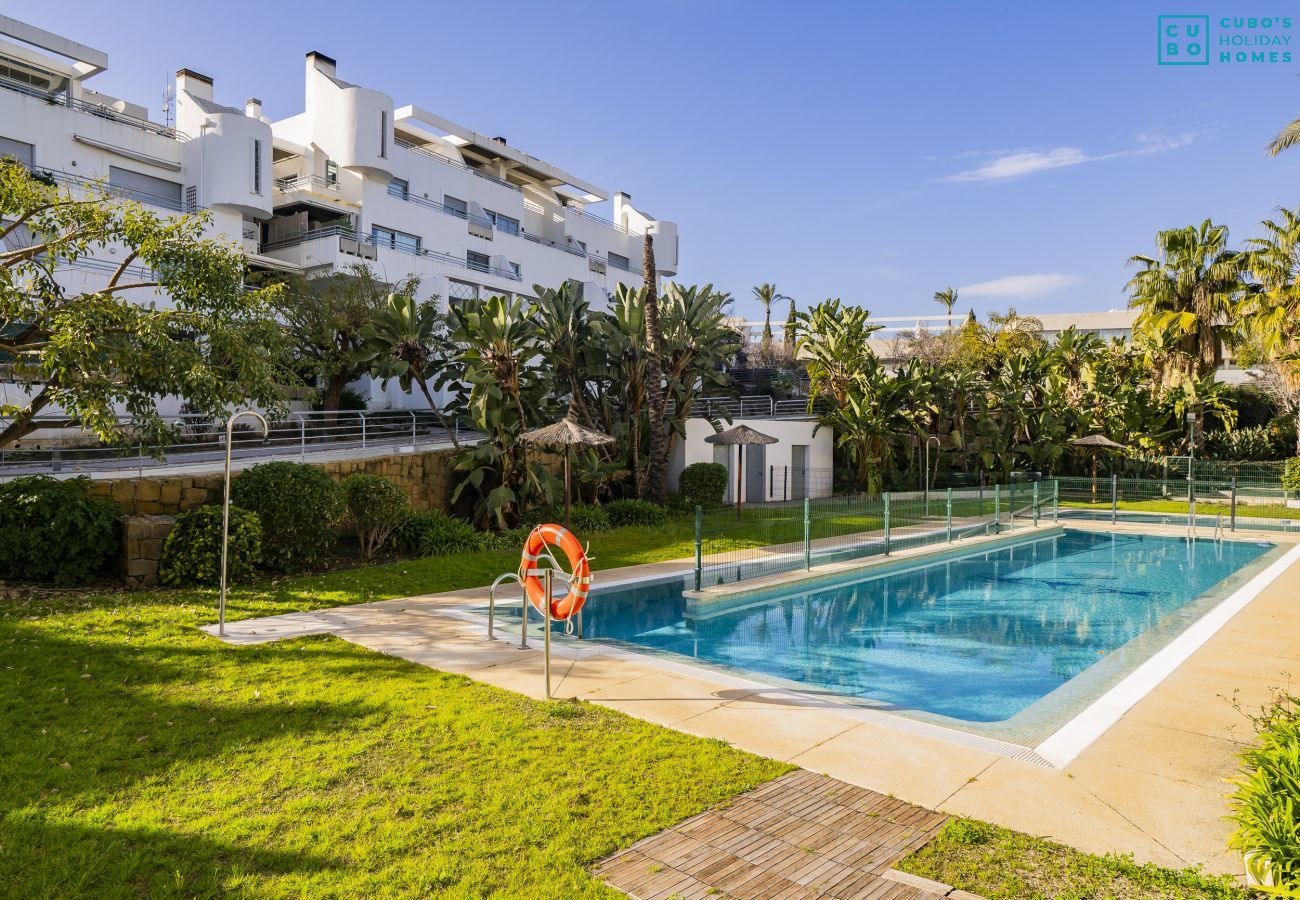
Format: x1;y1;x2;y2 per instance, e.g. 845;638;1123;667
941;129;1199;183
944;147;1089;182
958;274;1081;299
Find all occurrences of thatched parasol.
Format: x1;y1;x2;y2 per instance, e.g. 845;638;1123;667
521;417;615;528
705;424;779;518
1070;434;1126;502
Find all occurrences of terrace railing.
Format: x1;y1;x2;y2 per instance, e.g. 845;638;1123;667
692;481;1055;590
0;79;188;141
0;410;477;482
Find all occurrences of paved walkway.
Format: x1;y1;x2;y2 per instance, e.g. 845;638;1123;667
593;771;952;899
207;521;1300;876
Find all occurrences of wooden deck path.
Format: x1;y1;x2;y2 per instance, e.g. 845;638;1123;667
593;770;955;899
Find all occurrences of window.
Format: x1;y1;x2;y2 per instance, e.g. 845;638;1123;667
443;195;467;218
0;135;34;168
466;250;490;273
485;210;519;236
387;177;409;200
109;166;182;211
371;225;421;255
509;261;521;278
379;110;388;159
608;252;630;271
325;159;338;187
251;139;262;194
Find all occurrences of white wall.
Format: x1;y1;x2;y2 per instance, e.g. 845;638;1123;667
669;418;834;503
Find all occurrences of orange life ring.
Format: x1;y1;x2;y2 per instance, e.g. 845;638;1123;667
520;523;591;621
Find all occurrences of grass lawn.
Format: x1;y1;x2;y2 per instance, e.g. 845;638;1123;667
0;575;789;896
1061;497;1298;519
897;819;1246;900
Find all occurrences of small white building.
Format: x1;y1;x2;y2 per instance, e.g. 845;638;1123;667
669;416;834;504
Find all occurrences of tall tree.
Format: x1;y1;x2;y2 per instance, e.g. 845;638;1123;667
642;234;669;504
357;294;459;447
267;264;414;422
532;280;599;426
1127;219;1248;384
659;283;742;457
752;283;779;345
933;286;958;330
594;285;648;492
784;295;798;351
0;161;289;448
1244;206;1300;359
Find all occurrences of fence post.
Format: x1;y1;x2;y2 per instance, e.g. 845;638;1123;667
299;416;306;461
360;412;367;449
1111;474;1118;525
410;410;417;443
1230;477;1237;532
1009;479;1016;531
946;487;953;542
993;484;1001;533
1032;482;1040;527
803;497;811;570
693;505;703;592
1052;479;1059;524
882;493;891;555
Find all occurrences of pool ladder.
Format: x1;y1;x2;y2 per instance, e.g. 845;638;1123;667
1213;513;1225;543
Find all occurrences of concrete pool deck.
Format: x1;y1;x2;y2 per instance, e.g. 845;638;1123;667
207;521;1300;876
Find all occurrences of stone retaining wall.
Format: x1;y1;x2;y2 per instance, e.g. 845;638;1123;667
95;447;460;586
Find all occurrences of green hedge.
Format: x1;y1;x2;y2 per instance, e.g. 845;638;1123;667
160;505;263;587
519;504;611;534
230;462;344;571
343;474;410;561
0;475;118;585
391;510;485;557
678;462;728;508
605;499;669;527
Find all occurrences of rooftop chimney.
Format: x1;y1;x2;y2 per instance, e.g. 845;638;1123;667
306;50;337;77
493;136;508;145
175;68;213;102
245;97;262;119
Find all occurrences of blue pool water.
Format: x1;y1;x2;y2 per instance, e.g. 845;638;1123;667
573;530;1274;726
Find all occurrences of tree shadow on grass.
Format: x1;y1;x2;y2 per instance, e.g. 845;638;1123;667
0;813;344;898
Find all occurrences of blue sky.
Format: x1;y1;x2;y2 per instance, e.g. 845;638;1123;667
25;1;1300;320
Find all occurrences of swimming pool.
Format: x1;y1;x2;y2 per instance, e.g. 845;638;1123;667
561;528;1281;744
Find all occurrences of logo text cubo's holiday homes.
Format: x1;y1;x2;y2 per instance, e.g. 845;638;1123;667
1159;15;1292;66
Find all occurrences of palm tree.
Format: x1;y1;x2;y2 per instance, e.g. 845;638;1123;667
753;283;779;344
1126;219;1248;384
642;234;669;504
794;299;882;407
659;283;742;457
594;285;648;493
1244;206;1300;358
532;281;598;426
357;293;459;448
1266;114;1300;157
933;287;958;330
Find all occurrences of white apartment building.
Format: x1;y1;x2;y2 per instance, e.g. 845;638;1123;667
0;15;678;411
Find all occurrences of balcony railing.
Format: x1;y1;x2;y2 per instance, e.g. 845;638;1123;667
0;78;188;141
260;225;521;281
21;165;194;214
573;207;643;237
394;138;520;193
274;174;341;194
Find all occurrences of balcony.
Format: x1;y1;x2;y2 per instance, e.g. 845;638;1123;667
394;137;520;193
0;78;187;141
22;164;194;214
260;225;522;281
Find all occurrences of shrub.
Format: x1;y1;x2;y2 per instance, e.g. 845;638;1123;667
678;462;728;508
230;462;344;571
1203;424;1293;462
1283;458;1300;496
342;474;410;561
391;510;484;557
0;475;119;585
605;498;669;527
519;503;611;534
159;505;262;587
1229;693;1300;891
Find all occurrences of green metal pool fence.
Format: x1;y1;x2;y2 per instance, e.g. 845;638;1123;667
692;482;1052;590
1055;474;1300;534
691;474;1300;590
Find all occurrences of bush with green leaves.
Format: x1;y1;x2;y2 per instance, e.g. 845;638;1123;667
1283;458;1300;496
230;462;344;571
0;475;119;585
604;498;669;527
1229;692;1300;891
342;473;410;561
391;510;485;557
678;462;728;508
159;505;262;587
519;503;611;534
